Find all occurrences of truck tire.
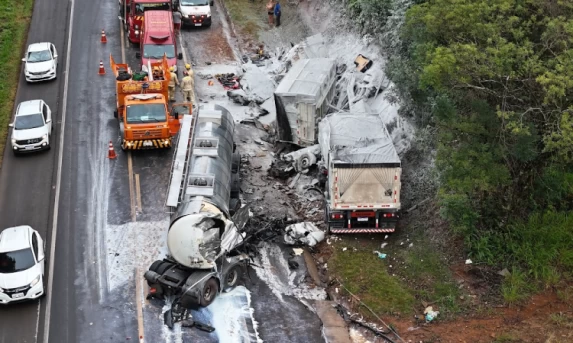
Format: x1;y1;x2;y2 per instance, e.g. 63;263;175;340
230;173;240;199
149;260;163;273
152;261;173;275
231;152;240;173
223;265;242;292
200;278;219;307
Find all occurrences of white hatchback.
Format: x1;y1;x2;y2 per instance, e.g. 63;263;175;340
22;42;58;82
10;99;53;155
0;226;45;304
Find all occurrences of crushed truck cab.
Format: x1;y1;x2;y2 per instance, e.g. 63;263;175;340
110;54;182;150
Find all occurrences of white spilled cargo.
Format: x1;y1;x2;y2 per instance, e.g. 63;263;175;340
144;104;248;313
319;112;402;234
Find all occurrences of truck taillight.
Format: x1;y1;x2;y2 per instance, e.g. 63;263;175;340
331;213;343;220
383;213;396;218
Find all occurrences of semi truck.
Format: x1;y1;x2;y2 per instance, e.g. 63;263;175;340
119;0;172;44
319;112;402;234
110;54;182;150
144;104;247;311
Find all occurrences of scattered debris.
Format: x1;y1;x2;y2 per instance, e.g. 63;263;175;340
498;268;510;277
292;248;304;256
288;259;300;270
380;243;388;249
284;222;325;247
373;250;386;259
282;144;321;173
215;73;240;89
465;259;473;265
424;306;439;323
354;54;373;73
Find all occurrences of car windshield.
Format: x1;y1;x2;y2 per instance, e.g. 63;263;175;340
14;114;44;130
126;103;166;123
143;44;175;59
27;50;52;63
0;249;36;274
181;0;209;6
135;2;170;14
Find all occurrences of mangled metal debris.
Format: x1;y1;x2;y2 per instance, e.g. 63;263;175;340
282;144;320;173
354;54;373;73
284;222;325;247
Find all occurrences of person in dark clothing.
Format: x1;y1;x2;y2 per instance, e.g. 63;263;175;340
274;1;281;27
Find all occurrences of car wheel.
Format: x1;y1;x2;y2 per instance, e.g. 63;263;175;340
200;278;219;307
223;265;242;292
12;150;19;156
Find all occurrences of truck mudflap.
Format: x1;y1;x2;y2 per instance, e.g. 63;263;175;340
122;138;172;149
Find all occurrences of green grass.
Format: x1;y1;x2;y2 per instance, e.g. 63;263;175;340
330;239;415;318
0;0;34;165
222;0;263;40
492;333;519;343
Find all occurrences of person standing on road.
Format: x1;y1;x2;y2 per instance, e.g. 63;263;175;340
185;63;194;78
181;71;195;105
173;10;182;35
168;66;179;101
266;0;275;26
274;0;281;27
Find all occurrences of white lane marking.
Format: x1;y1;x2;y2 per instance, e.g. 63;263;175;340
42;0;75;338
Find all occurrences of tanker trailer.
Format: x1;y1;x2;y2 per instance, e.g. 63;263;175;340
144;104;247;313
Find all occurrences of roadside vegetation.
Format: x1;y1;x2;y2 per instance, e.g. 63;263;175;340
334;0;573;309
222;0;262;41
0;0;34;165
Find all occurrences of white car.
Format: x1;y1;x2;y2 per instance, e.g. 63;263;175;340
22;42;58;82
0;226;45;304
9;99;53;155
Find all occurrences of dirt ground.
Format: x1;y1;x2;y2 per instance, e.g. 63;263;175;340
215;1;573;342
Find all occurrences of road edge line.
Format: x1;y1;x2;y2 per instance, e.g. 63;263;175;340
42;0;76;339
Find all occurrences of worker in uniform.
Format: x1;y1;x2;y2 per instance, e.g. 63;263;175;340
185;63;194;78
168;66;179;102
181;70;195;105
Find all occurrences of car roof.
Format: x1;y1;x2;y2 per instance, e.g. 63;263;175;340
0;226;32;252
28;42;51;52
16;100;43;116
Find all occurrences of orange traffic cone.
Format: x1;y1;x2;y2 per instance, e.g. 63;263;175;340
98;60;105;75
101;30;107;44
208;80;214;86
108;141;117;159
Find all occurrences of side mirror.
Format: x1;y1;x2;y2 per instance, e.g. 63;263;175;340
8;123;14;128
177;53;183;60
22;58;26;62
38;255;45;262
210;0;214;5
135;52;141;59
54;54;58;59
46;119;52;124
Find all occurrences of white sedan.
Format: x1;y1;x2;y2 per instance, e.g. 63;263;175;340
9;99;53;154
22;42;58;82
0;226;45;304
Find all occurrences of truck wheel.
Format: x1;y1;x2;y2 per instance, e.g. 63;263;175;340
152;261;173;275
223;265;242;292
231;152;240;173
200;278;219;307
149;260;163;273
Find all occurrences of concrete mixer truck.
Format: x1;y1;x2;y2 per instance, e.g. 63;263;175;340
144;103;248;314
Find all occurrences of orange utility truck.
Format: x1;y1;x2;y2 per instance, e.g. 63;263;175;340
110;54;184;150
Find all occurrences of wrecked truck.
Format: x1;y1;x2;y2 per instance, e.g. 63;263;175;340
319;112;401;234
144;104;248;312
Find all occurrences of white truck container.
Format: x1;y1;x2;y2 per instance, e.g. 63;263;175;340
319;112;402;234
144;104;247;310
274;58;337;147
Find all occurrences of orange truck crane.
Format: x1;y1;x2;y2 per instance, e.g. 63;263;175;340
110;54;184;150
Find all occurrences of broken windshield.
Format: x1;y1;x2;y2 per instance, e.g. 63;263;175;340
126;103;166;123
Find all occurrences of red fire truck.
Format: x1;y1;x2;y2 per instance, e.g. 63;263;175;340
136;10;183;73
119;0;172;44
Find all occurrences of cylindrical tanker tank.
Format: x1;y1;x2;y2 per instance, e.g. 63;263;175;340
167;104;238;269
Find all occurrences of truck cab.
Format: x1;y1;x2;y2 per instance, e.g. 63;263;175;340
136;10;182;73
175;0;213;27
119;0;172;44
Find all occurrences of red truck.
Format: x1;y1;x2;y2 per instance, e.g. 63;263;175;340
136;10;183;73
119;0;172;44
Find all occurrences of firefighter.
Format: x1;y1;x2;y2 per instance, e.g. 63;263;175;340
185;63;194;78
181;70;195;104
168;66;179;102
152;66;161;80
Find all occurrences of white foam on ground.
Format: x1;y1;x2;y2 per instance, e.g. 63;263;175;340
348;328;374;343
104;219;169;292
253;242;327;303
207;286;263;343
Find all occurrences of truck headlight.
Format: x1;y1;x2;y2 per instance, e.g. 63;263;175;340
135;30;140;36
42;134;48;141
134;24;140;30
30;275;40;287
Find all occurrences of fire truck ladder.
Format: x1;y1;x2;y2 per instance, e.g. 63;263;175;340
165;111;197;212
